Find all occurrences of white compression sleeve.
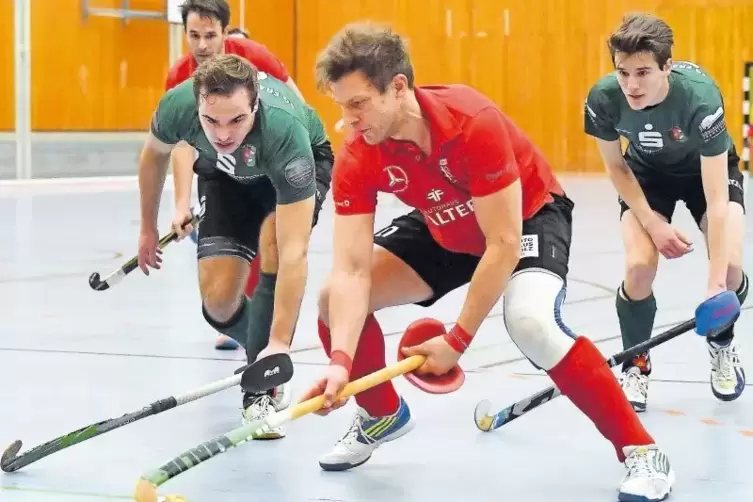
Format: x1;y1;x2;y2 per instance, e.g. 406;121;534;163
502;269;577;371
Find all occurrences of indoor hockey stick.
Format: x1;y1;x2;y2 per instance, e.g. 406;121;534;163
88;202;205;291
133;355;426;502
473;318;697;432
0;354;292;473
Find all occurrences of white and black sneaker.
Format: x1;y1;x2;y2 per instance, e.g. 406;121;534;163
619;445;675;502
620;366;649;413
241;382;292;439
708;338;745;401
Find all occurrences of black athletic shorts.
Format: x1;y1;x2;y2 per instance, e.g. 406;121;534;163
195;159;329;263
619;149;746;226
373;192;574;307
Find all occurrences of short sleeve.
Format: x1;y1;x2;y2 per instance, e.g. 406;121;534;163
265;117;317;205
691;91;729;157
463;108;520;197
150;88;189;145
331;143;378;215
584;85;620;141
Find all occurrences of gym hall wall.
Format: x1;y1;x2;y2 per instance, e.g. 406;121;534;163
0;0;751;173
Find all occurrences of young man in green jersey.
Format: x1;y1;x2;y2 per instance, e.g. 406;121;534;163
136;54;333;437
585;13;747;412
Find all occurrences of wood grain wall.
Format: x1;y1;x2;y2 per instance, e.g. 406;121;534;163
0;0;751;172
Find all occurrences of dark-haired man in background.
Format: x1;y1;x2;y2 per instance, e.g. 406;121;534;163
165;0;316;352
585;13;747;412
138;54;332;438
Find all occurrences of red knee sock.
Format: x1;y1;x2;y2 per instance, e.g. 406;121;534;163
547;336;655;462
317;315;400;417
245;258;260;297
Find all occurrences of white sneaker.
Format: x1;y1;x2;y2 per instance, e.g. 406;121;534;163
619;445;675;502
319;396;414;471
270;382;292;411
241;383;292;440
708;339;746;401
620;367;649;413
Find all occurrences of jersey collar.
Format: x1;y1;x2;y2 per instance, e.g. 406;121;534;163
380;86;462;155
414;86;463;143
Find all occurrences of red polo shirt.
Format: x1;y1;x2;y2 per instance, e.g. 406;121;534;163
165;37;290;90
332;84;563;256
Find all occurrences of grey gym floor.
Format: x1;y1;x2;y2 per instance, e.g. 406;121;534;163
0;175;751;502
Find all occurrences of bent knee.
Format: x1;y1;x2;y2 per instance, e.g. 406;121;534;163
624;249;659;298
624;261;658;297
621;214;660;295
503;270;576;371
203;291;242;322
624;238;659;274
199;263;245;322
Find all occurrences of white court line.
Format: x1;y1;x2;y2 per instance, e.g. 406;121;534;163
0;174;198;196
0;132;147;142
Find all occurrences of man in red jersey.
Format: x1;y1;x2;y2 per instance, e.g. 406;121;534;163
164;0;310;351
298;22;675;502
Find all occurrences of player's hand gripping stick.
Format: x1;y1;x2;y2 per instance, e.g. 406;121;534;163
133;319;464;502
397;318;466;394
88;202;204;291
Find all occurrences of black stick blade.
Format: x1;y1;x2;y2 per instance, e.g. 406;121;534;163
241;353;294;393
88;272;109;291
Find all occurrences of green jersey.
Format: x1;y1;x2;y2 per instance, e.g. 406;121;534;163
584;61;733;177
150;72;328;204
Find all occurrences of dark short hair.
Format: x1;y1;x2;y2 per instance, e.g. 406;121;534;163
315;22;414;94
228;27;249;38
180;0;230;31
608;13;674;67
193;54;259;108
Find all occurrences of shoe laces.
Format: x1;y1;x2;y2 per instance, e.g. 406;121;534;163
246;394;274;419
626;447;654;478
712;344;737;381
623;369;648;396
339;410;374;445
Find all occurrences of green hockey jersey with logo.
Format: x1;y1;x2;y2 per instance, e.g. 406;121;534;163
584;61;734;177
150;71;328;204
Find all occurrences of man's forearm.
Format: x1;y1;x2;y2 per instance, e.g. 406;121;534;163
172;143;196;210
269;253;308;346
329;270;371;359
139;148;171;229
456;242;519;336
606;161;659;228
706;201;729;290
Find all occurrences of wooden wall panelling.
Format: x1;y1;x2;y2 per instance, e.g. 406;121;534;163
0;1;14;131
31;0;169;131
242;0;295;79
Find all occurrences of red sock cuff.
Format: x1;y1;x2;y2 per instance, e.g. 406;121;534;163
352;314;400;417
548;336;605;387
548;336;655;462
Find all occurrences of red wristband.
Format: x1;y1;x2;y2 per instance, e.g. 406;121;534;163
443;324;473;354
330;350;353;375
